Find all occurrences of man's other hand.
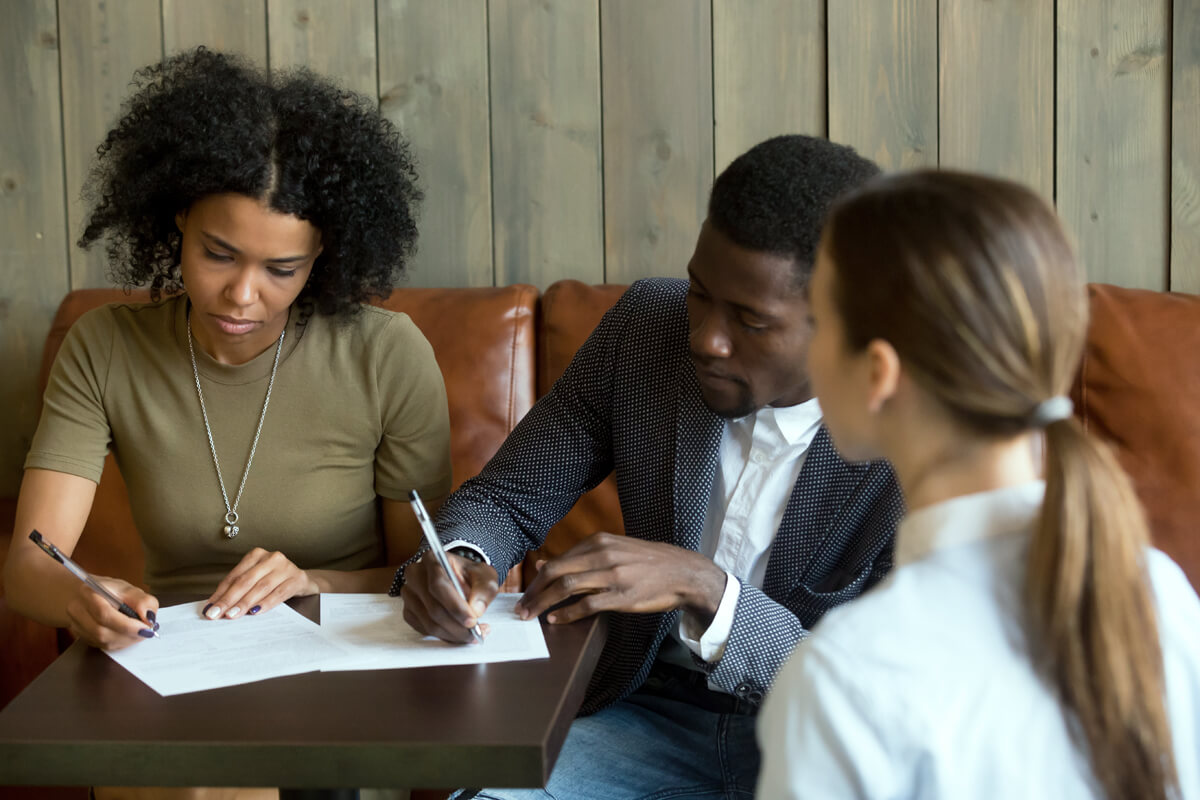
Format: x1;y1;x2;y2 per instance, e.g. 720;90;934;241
516;532;727;625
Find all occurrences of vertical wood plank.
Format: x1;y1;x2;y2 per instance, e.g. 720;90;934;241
267;0;376;96
601;0;713;283
377;0;492;288
712;0;825;174
1058;0;1170;289
828;0;937;170
0;0;70;497
59;0;163;289
489;0;603;287
1173;0;1200;293
163;0;268;67
939;0;1053;198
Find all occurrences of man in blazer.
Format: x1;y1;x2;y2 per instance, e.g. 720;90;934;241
395;135;905;799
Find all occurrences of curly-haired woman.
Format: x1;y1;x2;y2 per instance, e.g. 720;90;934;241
4;49;451;658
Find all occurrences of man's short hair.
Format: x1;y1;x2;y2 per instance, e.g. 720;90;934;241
708;135;880;283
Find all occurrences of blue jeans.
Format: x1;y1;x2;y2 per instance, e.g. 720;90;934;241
452;662;761;800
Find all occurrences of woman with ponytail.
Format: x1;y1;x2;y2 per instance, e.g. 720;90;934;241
755;170;1200;799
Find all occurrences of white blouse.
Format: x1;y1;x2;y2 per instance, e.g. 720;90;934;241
756;481;1200;799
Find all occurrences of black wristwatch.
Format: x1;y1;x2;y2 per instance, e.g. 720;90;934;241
448;546;486;564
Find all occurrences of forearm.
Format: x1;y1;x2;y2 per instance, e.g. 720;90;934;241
7;469;100;628
307;565;397;594
3;550;93;628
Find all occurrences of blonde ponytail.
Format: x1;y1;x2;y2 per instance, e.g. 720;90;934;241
1028;417;1177;799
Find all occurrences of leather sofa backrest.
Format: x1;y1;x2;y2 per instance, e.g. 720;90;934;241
1069;284;1200;591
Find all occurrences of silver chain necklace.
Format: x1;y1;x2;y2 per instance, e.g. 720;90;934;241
187;314;285;539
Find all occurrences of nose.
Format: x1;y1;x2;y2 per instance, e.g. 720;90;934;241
225;265;258;308
689;309;732;359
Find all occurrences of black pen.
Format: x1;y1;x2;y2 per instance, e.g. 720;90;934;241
29;529;160;638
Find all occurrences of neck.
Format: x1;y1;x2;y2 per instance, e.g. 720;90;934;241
890;428;1041;513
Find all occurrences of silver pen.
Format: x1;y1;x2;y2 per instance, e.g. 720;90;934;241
408;490;485;644
29;529;159;638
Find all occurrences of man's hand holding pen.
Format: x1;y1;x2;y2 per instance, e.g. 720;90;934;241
402;552;499;644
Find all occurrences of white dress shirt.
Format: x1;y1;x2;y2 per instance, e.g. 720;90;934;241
660;398;824;681
756;481;1200;799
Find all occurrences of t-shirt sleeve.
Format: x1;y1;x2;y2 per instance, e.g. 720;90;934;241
24;307;116;483
372;313;453;501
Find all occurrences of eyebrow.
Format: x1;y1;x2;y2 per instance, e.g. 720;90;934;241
201;232;310;264
687;268;781;322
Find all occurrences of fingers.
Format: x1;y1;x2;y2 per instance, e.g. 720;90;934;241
400;555;498;644
203;548;316;619
517;538;619;619
66;580;158;651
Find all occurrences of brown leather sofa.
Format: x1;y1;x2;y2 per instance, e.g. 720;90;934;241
1;280;1198;786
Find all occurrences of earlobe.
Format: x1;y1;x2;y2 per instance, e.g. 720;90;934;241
865;339;901;414
174;211;186;233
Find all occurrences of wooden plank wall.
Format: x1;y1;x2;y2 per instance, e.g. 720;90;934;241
1;0;1196;497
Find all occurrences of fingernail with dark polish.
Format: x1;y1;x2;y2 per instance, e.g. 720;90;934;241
202;603;213;616
249;605;261;615
138;629;155;638
146;609;156;623
153;622;160;631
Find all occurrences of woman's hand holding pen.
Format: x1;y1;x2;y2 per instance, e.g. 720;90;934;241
202;547;319;620
402;553;499;643
65;577;159;651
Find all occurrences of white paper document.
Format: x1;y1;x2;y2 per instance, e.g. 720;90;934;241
318;592;550;671
104;601;353;696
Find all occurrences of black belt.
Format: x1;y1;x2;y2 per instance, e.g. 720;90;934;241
640;660;758;716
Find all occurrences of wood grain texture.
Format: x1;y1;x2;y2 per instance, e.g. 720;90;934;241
267;0;376;95
1057;0;1170;289
377;0;492;288
58;0;163;290
712;0;825;173
0;0;70;497
490;0;604;286
828;0;936;170
601;0;713;283
939;0;1053;198
163;0;268;66
1173;0;1200;292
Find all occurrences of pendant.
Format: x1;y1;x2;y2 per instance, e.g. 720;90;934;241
224;511;240;539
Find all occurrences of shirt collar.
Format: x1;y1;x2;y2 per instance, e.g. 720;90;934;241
895;481;1046;567
753;397;823;447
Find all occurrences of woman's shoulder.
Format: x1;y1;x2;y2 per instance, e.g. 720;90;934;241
62;295;181;352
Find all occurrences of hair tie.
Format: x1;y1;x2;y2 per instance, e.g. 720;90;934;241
1029;396;1073;428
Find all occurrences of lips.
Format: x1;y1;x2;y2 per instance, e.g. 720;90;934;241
211;315;259;335
691;360;743;387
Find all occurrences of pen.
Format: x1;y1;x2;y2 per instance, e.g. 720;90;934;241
408;490;485;644
28;529;160;638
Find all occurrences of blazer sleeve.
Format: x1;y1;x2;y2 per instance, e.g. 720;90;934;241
706;468;902;701
391;283;642;589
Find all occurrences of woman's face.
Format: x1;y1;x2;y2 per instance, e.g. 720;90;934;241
807;241;884;462
176;193;322;365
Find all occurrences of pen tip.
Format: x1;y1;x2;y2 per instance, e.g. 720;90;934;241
408;489;419;501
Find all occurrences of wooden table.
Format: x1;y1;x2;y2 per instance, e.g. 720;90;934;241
0;597;607;789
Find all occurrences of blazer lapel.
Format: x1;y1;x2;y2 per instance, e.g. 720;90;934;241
762;426;871;596
670;357;723;551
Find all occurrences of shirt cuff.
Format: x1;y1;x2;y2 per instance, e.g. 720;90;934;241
679;571;740;663
443;540;491;565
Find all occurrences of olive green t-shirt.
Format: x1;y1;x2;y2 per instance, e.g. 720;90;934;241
26;296;452;594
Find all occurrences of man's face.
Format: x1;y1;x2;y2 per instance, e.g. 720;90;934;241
685;220;814;418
